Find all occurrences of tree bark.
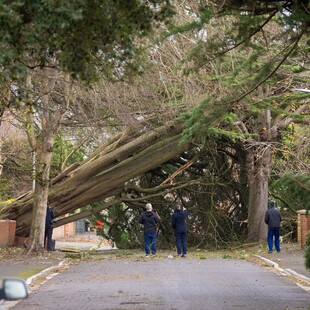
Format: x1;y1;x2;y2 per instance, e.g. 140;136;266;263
246;145;272;241
25;149;52;254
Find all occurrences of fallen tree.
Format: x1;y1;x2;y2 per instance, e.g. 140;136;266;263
0;122;191;236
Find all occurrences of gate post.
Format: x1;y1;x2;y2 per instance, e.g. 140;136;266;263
297;210;310;249
0;219;16;246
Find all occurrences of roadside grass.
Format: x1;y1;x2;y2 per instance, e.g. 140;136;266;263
0;241;302;264
16;266;47;279
80;241;303;262
80;242;272;262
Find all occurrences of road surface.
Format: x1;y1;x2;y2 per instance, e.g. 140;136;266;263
9;256;310;310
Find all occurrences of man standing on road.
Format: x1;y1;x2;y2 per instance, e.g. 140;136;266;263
171;205;189;257
139;203;160;257
45;206;55;251
264;200;282;254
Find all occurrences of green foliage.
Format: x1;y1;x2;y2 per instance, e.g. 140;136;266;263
0;138;33;199
165;1;310;146
222;254;232;259
0;1;175;83
51;134;85;176
207;127;243;143
0;178;9;201
92;203;141;250
181;97;234;144
270;173;310;210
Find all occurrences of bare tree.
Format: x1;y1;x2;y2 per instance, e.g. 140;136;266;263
7;68;74;253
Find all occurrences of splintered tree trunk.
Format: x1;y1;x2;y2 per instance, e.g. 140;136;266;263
246;146;272;241
1;123;190;237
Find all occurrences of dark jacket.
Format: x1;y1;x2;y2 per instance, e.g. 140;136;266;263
139;211;159;233
172;209;188;233
45;207;55;230
264;202;281;228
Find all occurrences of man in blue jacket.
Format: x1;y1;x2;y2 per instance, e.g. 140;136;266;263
264;201;282;253
171;205;189;257
139;203;160;257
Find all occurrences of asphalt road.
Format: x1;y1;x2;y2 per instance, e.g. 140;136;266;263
9;257;310;310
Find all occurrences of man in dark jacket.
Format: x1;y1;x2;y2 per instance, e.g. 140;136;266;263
139;203;159;257
264;201;282;253
171;205;189;257
45;206;55;251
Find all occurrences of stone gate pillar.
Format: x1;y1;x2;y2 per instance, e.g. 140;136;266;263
297;210;310;249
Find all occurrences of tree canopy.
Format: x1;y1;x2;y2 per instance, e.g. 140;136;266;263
0;0;174;83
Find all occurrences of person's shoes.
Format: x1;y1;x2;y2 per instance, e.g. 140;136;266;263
268;250;273;254
277;250;281;253
151;252;156;256
145;254;150;258
177;254;182;257
181;254;186;257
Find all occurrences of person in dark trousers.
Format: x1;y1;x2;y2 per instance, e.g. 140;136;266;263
45;206;55;251
171;205;189;257
139;203;159;257
264;200;282;253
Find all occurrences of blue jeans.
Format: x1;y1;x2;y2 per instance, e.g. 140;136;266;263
267;227;280;252
175;232;187;255
144;232;157;255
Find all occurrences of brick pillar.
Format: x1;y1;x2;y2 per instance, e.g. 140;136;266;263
9;220;16;243
0;219;17;246
297;210;310;249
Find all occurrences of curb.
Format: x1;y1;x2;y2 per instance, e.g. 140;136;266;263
26;260;67;286
253;254;310;290
2;260;68;310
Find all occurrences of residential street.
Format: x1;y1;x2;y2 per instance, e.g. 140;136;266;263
8;256;310;310
1;3;309;310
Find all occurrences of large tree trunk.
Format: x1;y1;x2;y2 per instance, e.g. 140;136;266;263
0;123;190;237
25;152;52;254
245;107;273;242
246;146;272;241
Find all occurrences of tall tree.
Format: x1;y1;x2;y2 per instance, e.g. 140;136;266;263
0;0;175;254
167;0;310;241
18;69;72;253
